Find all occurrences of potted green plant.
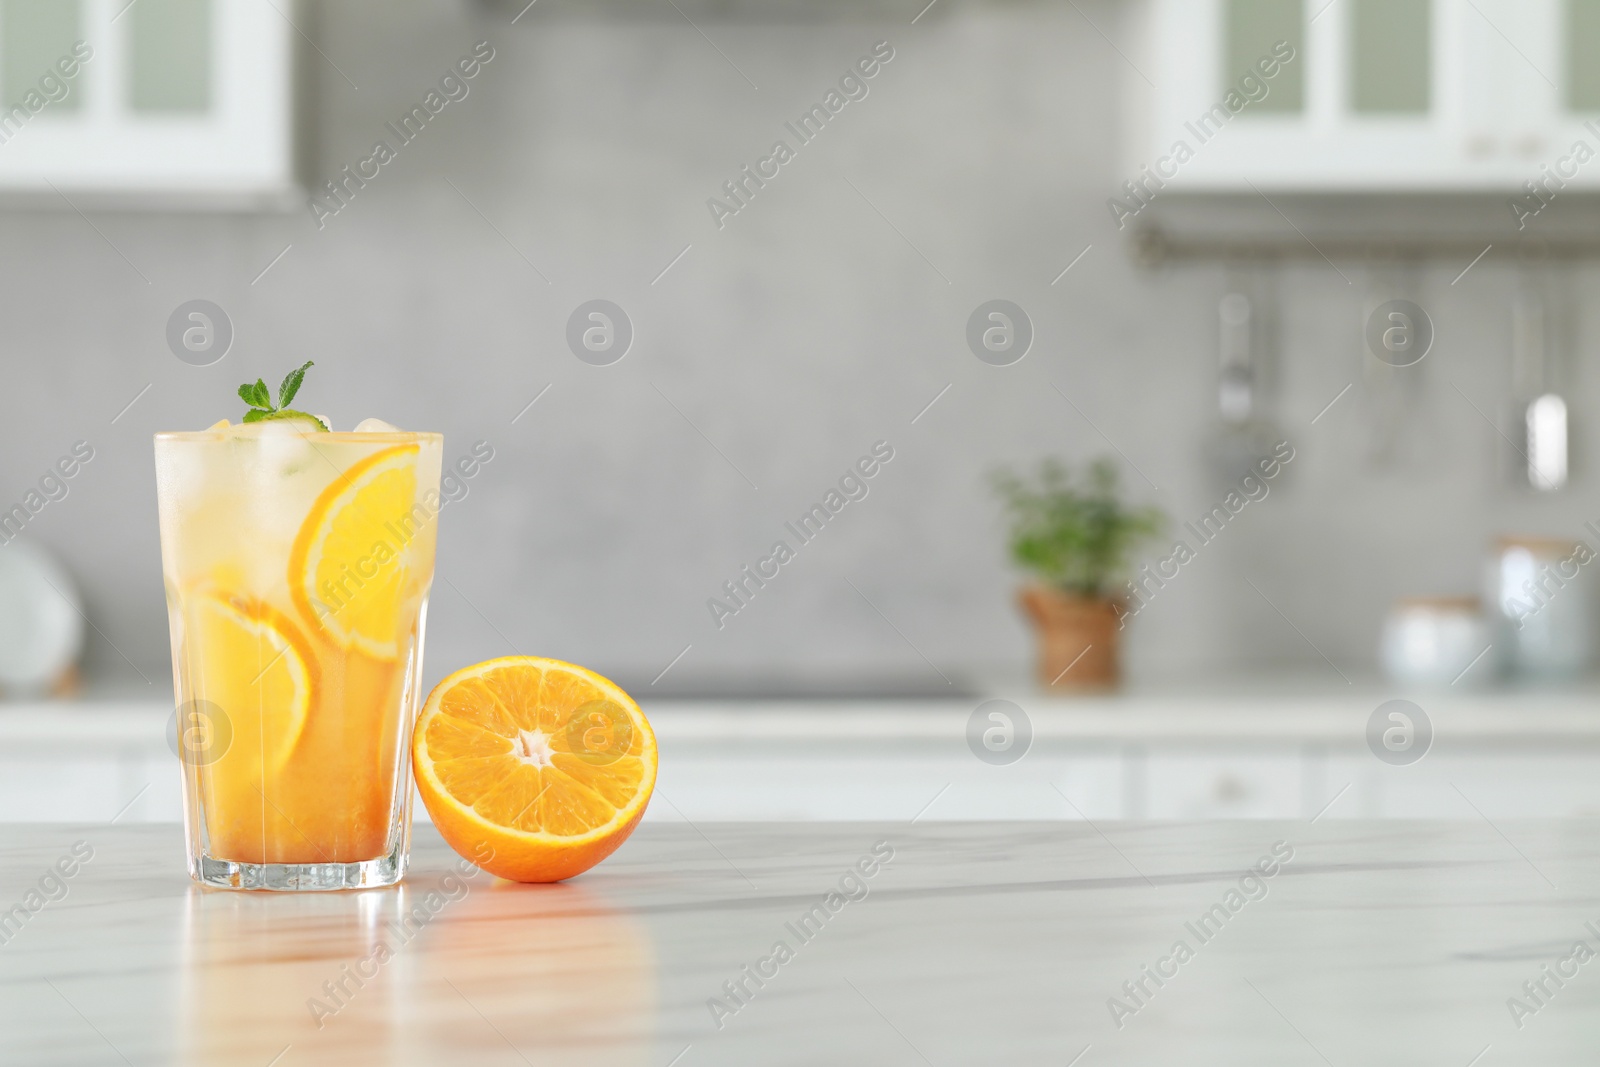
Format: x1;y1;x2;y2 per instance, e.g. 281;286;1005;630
991;458;1165;690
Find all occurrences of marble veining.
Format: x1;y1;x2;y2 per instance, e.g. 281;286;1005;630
0;821;1596;1064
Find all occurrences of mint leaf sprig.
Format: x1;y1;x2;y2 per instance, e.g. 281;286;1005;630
239;361;329;430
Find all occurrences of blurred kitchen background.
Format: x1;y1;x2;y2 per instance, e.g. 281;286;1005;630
4;0;1600;823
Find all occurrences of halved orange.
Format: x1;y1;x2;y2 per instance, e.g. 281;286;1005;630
185;592;316;776
288;443;426;660
413;657;658;882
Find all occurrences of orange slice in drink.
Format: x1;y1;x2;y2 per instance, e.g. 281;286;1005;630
288;443;425;660
413;657;658;882
184;592;315;775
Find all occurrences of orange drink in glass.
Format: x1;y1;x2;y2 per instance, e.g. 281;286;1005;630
155;422;443;889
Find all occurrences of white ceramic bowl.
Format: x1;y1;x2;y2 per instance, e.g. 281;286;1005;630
0;540;84;695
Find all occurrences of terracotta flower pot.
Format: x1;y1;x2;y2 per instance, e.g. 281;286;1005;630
1019;586;1123;691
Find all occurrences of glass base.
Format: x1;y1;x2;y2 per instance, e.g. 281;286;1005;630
192;847;407;891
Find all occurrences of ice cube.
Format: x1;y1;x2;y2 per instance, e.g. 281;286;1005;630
243;416;322;477
353;418;401;433
224;415;324;437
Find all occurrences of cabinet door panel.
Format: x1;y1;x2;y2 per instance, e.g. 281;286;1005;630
1326;750;1600;818
127;0;211;114
1224;0;1305;112
1136;0;1595;190
642;745;1125;822
0;756;122;821
0;0;295;204
1568;0;1600;110
1143;751;1304;819
1;0;84;114
1350;0;1431;114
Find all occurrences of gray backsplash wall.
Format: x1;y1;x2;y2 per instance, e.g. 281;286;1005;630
4;0;1596;694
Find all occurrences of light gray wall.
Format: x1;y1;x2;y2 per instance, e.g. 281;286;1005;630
3;0;1594;695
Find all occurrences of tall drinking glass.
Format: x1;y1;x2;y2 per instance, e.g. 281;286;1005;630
155;425;443;890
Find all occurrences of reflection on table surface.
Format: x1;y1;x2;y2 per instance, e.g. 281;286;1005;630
179;861;657;1066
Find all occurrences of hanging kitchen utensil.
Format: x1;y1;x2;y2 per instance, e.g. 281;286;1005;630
1206;269;1286;487
1358;261;1430;472
1512;282;1568;491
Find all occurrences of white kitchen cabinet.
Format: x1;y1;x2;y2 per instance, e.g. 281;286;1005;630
655;744;1129;823
0;0;297;205
1327;750;1600;818
0;744;177;822
0;753;128;821
1142;748;1309;819
5;694;1600;823
1132;0;1600;192
655;740;1600;821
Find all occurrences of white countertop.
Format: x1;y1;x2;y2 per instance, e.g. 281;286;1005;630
5;677;1596;825
7;675;1600;749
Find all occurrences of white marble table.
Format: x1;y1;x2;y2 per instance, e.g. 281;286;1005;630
2;820;1597;1065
